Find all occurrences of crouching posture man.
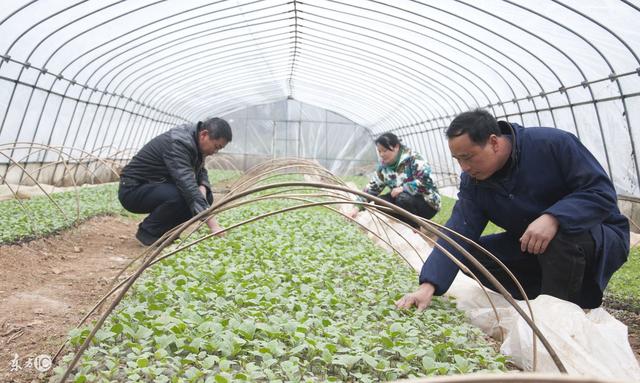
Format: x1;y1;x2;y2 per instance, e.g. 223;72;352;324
118;117;232;245
397;109;629;310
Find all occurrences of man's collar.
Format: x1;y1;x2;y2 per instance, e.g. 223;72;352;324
487;121;518;180
498;120;517;157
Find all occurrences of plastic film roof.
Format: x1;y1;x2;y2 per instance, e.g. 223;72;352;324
1;1;640;193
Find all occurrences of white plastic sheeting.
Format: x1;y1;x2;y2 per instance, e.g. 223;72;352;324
450;277;640;381
345;205;640;380
221;99;377;175
0;1;639;190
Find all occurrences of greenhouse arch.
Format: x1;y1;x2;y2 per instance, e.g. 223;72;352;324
0;0;638;194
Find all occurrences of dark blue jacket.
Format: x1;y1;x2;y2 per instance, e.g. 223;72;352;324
420;122;629;299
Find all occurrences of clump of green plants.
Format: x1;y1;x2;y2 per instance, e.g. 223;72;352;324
55;199;506;382
341;175;369;190
605;245;640;312
208;169;242;185
339;175;502;235
0;184;127;244
0;170;240;244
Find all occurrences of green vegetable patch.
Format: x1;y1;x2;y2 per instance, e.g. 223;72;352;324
0;170;240;245
605;245;640;312
0;183;128;244
55;199;506;382
340;175;502;236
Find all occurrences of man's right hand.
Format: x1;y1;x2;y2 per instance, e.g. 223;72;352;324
395;283;436;311
206;216;226;237
347;206;360;219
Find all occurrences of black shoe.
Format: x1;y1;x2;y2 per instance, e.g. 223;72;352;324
135;228;159;246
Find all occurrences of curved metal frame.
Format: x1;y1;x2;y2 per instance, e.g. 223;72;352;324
1;1;638;193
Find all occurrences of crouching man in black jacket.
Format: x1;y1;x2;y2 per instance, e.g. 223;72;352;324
118;117;232;246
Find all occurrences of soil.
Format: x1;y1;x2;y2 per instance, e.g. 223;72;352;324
0;214;639;382
0;215;143;383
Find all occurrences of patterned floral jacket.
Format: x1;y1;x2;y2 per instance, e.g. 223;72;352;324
360;146;441;211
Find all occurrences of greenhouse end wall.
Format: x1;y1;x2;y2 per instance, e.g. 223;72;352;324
220;99;378;176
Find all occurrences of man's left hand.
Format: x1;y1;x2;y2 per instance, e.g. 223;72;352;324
519;213;559;254
390;186;403;198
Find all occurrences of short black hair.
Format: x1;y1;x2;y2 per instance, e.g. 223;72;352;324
199;117;232;142
446;109;500;145
375;132;401;150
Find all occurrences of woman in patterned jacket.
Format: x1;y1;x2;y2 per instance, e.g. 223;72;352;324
349;132;441;227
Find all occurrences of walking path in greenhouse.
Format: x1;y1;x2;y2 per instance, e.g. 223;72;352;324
0;216;141;382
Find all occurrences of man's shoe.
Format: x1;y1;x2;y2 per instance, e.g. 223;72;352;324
135;228;159;246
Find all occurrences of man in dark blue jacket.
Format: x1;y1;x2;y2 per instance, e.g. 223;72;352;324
396;109;629;310
118;117;232;245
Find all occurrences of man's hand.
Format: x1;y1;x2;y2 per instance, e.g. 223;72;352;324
395;283;435;311
206;216;226;237
390;186;403;198
347;206;360;219
519;213;559;254
200;185;224;236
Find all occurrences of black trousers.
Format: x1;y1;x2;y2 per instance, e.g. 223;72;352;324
377;192;438;228
118;180;212;239
461;230;600;308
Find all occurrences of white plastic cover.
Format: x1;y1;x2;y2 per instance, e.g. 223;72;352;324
0;1;639;190
221;99;377;174
346;204;640;381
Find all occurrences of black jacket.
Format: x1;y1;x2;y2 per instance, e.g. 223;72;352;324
120;123;212;216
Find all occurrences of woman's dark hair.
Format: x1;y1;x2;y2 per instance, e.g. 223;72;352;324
446;108;499;145
375;132;402;150
199;117;232;142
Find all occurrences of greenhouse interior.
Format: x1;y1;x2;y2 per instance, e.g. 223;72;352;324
1;1;640;382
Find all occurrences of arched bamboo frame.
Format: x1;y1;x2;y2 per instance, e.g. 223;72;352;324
56;179;567;382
